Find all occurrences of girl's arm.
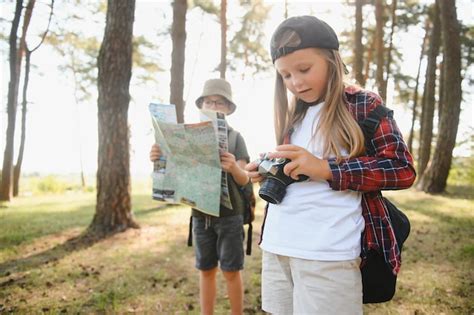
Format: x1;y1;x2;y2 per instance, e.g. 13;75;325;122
327;114;416;192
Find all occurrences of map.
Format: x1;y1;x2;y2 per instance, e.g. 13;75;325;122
149;103;232;216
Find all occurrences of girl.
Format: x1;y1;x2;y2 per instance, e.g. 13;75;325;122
150;78;250;315
245;16;416;314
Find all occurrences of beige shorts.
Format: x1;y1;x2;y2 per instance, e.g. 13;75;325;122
261;250;363;315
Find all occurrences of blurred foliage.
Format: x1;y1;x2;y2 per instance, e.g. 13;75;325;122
448;156;474;187
191;0;220;16
27;175;95;194
229;0;272;78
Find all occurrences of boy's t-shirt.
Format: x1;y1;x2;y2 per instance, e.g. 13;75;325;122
192;126;250;218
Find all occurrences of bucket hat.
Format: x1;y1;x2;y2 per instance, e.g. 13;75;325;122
195;78;236;114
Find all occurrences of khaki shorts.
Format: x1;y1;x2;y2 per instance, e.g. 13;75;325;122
261;250;362;315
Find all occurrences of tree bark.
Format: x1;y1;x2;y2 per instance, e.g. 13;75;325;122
1;0;27;201
437;56;445;124
89;0;139;236
170;0;187;124
354;0;365;86
13;50;31;197
375;0;386;100
14;0;54;196
421;0;462;193
408;20;430;154
219;0;227;79
363;32;375;86
417;2;441;179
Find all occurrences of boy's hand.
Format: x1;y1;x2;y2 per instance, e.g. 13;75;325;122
149;144;162;162
220;151;238;173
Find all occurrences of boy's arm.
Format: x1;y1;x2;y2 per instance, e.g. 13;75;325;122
232;160;250;186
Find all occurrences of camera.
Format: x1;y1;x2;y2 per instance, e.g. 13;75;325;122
256;154;309;204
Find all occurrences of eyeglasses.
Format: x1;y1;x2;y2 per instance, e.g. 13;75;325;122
203;99;227;107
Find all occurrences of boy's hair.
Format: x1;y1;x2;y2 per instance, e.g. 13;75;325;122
273;29;365;162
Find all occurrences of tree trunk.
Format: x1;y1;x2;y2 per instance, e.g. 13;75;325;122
219;0;227;79
89;0;139;236
13;50;31;197
417;2;441;179
383;0;397;97
13;0;54;196
408;20;430;153
437;56;445;124
421;0;462;193
1;0;27;201
170;0;187;124
375;0;385;100
363;33;375;86
354;0;365;86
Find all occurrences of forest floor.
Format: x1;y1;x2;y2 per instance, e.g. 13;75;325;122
0;182;473;314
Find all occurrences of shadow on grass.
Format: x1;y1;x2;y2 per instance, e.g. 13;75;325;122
0;205;95;251
0;201;173;278
0;194;170;252
0;231;102;278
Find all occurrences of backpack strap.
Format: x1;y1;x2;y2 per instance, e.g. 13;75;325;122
359;105;392;141
187;216;193;246
228;128;238;154
246;223;252;255
229;128;253;256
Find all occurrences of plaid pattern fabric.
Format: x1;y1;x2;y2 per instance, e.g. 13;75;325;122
328;86;415;275
262;86;415;275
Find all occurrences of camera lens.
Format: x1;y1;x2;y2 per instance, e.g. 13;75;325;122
259;177;287;204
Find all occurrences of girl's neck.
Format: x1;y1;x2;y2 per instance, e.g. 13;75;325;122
297;98;324;107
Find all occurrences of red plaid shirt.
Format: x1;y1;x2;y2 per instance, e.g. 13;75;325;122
260;86;416;275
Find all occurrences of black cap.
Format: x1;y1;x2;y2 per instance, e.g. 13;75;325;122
270;16;339;63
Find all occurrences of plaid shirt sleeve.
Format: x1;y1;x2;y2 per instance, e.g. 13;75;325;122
327;93;416;192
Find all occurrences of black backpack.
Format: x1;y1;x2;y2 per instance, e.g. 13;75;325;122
358;105;411;304
187;130;256;255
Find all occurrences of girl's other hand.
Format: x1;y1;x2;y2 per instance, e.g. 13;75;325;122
267;144;332;181
245;160;264;184
150;143;162;162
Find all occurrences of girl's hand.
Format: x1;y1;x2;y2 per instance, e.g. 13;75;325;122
150;144;162;162
220;151;238;173
267;144;333;181
245;160;264;184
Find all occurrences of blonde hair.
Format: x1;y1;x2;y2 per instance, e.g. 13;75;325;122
273;30;365;163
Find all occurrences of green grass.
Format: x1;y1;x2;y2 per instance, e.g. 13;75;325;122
0;183;473;314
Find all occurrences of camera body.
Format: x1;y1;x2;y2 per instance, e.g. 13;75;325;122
256;154;309;204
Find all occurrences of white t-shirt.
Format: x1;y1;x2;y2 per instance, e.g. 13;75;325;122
260;103;364;261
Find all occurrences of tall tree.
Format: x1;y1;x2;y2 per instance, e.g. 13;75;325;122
354;0;365;86
1;0;28;201
421;0;462;193
374;0;386;100
219;0;227;78
89;0;139;235
417;2;441;178
13;0;54;197
45;2;161;187
170;0;187;123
